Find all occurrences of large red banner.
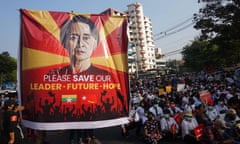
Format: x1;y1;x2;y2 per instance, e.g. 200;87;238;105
19;9;129;130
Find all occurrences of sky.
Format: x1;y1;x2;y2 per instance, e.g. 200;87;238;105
0;0;203;60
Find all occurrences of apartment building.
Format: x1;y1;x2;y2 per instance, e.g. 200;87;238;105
101;2;157;75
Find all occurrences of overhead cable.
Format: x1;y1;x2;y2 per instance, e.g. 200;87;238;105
154;22;195;41
154;16;194;37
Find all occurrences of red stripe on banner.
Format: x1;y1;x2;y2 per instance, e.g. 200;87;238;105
92;17;128;57
49;11;71;28
21;9;69;57
90;15;110;57
106;24;128;55
89;14;106;33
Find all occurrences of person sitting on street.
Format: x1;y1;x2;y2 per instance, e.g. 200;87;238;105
160;109;179;141
121;104;142;138
143;111;162;144
181;111;199;144
148;99;163;121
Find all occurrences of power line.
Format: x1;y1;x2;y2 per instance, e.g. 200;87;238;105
159;33;195;49
153;16;196;58
163;48;183;56
154;22;195;41
154;16;194;37
164;51;182;57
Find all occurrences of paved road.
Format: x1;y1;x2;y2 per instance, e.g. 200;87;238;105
44;126;185;144
45;126;145;144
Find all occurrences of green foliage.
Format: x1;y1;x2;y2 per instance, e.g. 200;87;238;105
0;52;17;85
182;0;240;70
182;41;209;71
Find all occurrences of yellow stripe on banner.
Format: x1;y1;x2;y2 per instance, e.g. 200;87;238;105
100;16;124;38
62;94;77;98
70;12;91;19
91;53;127;72
27;10;60;41
22;47;70;70
98;17;125;58
98;16;124;43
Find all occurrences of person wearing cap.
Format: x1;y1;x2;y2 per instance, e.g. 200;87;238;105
199;118;240;144
2;99;25;144
224;108;240;128
200;124;230;144
213;118;236;144
181;111;199;144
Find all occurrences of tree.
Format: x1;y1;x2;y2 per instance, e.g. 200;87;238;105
182;40;212;71
0;51;17;87
193;0;240;67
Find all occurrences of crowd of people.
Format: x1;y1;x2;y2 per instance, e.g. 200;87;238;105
122;68;240;144
1;68;240;144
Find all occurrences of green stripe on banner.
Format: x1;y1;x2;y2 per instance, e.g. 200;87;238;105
61;95;77;102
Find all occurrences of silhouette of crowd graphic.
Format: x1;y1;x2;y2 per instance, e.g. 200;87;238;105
23;90;128;122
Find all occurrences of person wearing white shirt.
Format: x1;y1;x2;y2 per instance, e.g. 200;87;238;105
215;100;228;119
181;111;199;144
160;110;179;140
183;104;194;113
225;91;233;100
0;94;6;108
206;105;219;121
181;95;189;106
146;91;156;102
168;101;183;117
136;101;148;125
148;101;163;120
121;105;142;138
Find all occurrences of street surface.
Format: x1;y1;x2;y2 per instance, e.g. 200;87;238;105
46;126;144;144
45;126;185;144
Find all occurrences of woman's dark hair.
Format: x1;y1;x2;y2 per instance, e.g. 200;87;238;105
60;15;99;49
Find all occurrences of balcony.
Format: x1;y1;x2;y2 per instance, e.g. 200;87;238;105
137;25;142;29
128;58;135;63
128;51;136;56
143;65;147;69
140;43;145;47
136;13;141;18
137;19;142;23
136;9;140;13
139;37;144;40
141;57;147;61
140;50;145;54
